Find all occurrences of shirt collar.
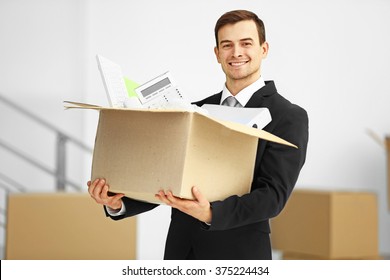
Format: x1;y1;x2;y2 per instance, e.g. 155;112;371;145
220;77;266;106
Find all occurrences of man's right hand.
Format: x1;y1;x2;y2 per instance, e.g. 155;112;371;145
87;178;125;210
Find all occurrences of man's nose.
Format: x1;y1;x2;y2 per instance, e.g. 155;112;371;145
232;45;243;57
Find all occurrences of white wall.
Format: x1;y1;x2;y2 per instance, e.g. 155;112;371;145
0;0;89;188
1;0;389;259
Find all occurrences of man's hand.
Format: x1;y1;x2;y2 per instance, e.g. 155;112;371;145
87;178;125;210
155;186;212;224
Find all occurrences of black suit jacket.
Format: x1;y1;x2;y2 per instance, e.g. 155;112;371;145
107;81;309;260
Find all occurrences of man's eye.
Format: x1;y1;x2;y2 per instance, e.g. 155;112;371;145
222;44;231;49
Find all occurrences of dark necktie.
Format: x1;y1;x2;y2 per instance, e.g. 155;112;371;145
222;96;243;107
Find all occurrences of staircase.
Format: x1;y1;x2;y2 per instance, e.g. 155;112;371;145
0;93;93;259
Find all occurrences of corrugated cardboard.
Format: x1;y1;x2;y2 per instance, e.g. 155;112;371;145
6;193;136;260
270;189;378;259
65;102;296;203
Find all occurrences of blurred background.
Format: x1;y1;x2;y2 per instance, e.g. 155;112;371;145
0;0;389;259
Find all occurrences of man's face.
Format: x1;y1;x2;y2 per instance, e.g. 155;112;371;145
214;20;268;88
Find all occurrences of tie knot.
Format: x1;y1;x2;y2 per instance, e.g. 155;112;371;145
222;96;242;107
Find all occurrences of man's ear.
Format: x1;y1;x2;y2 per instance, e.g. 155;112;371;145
261;42;269;58
214;46;221;63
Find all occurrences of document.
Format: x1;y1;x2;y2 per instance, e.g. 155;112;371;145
201;104;271;130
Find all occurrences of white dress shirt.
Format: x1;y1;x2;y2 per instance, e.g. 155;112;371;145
220;76;265;106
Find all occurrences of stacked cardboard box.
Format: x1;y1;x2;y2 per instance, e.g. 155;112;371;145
6;193;136;259
270;189;379;260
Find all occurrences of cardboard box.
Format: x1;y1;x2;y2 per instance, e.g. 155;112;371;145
270;189;378;259
6;193;136;260
65;103;296;203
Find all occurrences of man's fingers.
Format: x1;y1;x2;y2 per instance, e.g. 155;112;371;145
191;186;206;204
89;179;107;203
155;188;211;223
91;180;105;199
88;178;100;193
156;190;172;205
87;178;124;209
166;191;177;202
100;184;109;200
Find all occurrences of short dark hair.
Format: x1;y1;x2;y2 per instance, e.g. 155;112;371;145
214;10;266;47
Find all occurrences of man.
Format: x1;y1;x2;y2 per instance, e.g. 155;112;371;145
88;10;308;259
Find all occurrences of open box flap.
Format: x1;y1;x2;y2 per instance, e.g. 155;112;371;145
64;101;297;148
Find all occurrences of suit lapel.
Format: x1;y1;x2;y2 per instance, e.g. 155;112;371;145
206;93;222;105
245;81;277;108
193;92;222;106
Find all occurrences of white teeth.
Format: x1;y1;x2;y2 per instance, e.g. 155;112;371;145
230;62;246;66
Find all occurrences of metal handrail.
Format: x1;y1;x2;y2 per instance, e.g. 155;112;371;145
0;92;93;191
0;93;92;153
0;172;26;193
0;140;82;191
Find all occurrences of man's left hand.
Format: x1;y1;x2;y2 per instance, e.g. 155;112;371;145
155;186;212;224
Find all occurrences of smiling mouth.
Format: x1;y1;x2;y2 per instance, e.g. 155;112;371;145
229;61;248;67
